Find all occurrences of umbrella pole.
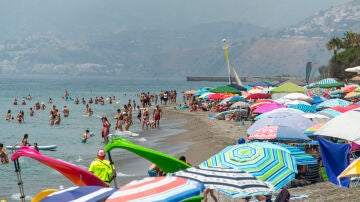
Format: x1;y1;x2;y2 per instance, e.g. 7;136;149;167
107;151;118;188
14;159;25;202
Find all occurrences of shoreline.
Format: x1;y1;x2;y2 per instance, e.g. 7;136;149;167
160;104;360;201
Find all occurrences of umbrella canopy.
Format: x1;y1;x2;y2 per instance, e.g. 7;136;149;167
330;104;360;113
247;112;314;135
230;101;250;109
248;125;311;142
252;103;287;114
194;87;213;97
283;93;313;102
105;176;204;202
198;92;214;99
41;186;117;202
338;158;360;184
284;100;311;106
288;104;316;113
173;167;273;198
246;93;271;100
311;96;329;104
344;92;360;100
210;85;243;94
254;108;304;121
312;78;344;88
317;109;342;118
342;85;358;93
199;142;297;191
250;99;276;110
208;93;233;101
303;122;326;135
306;88;331;98
219;96;244;105
316;99;351;110
345;66;360;74
272;143;318;165
314;109;360;142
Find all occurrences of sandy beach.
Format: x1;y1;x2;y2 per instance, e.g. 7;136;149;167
161;105;360;202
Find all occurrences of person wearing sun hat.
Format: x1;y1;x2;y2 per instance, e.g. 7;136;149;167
88;148;116;185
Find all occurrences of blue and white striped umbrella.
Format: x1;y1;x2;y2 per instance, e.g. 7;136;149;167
173;167;274;198
272;143;318;165
40;186;117;202
289;104;316;113
316;99;351;110
316;78;338;85
199;142;297;191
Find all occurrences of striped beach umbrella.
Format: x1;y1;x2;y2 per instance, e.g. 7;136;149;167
41;186;117;202
344;92;360;100
272;143;318;165
173;167;273;198
248;125;311;142
105;176;204;202
303;122;326;135
316;99;351;110
317;109;342;118
199;142;297;191
230;101;250;109
314;78;344;88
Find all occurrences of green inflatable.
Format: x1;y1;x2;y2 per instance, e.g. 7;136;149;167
105;137;191;173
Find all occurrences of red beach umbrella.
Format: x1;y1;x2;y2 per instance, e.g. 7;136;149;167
246;93;271;100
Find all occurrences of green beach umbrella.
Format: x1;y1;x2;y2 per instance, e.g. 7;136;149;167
210;84;244;94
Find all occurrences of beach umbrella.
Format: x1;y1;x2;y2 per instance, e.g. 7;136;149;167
246;93;271;100
208;93;232;101
303;122;326;136
288;104;316;113
330;104;360;113
198;92;214;99
311;96;328;104
354;86;360;92
173;167;273;198
283;93;313;102
252;103;287;114
271;143;318;165
248;125;311;142
301;113;330;123
306;88;331;98
210;85;244;94
40;186;117;202
344;92;360;100
345;66;360;74
342;85;358;93
250;99;276;110
199;142;298;191
253;108;304;121
219;96;244;105
316;99;351;110
284;100;312;106
194;87;213;97
314;109;360;143
247;87;265;94
317;109;342;118
313;78;344;88
338;158;360;186
105;176;204;202
247;112;314;135
230;101;250;109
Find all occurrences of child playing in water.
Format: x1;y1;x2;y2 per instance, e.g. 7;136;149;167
82;129;90;143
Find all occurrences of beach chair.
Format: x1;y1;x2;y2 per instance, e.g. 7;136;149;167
304;164;321;183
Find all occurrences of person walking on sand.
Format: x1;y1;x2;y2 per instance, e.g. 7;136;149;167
153;104;162;128
0;143;9;164
203;188;218;202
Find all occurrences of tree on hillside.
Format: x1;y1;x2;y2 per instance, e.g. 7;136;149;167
342;31;360;49
326;37;342;55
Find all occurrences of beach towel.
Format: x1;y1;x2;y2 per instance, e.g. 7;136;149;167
318;136;350;187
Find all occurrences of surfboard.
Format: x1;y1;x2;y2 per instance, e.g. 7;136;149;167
6;145;57;151
113;131;140;137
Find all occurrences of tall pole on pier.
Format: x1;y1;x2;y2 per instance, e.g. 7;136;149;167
223;39;232;84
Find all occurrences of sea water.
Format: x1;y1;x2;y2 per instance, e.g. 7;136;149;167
0;74;226;201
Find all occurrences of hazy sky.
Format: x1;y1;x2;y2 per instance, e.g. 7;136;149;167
0;0;353;41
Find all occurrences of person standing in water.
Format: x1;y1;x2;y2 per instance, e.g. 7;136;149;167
101;117;111;144
63;106;69;117
153;104;163;128
82;129;90;143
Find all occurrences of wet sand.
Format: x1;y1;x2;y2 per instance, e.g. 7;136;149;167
161;105;360;202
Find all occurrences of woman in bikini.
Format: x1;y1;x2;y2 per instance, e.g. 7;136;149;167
142;108;150;130
101;117;111;144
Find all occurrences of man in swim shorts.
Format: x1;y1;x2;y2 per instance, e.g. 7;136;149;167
152;104;162;128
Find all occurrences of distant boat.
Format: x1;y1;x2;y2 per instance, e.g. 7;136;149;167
223;39;244;87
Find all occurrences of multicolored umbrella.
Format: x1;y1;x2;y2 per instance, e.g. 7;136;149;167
248;125;311;142
219;96;244;105
344;92;360;100
272;143;318;165
306;88;331;98
330;104;360;113
252;103;287;114
246;93;271;100
303;122;326;135
199;142;297;191
254;108;304;121
173;167;273;198
316;99;351;110
198;92;214;99
317;109;342;118
247;112;314;135
250;99;276;111
208;93;233;101
288;104;316;113
41;186;117;202
342;85;358;93
230;101;250;109
105;176;204;202
313;78;344;88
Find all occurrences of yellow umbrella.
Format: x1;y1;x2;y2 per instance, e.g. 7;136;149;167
344;91;360;99
338;158;360;183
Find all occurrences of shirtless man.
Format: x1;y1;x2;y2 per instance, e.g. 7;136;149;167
63;106;70;117
29;107;34;117
152;104;162;128
0;143;9;164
